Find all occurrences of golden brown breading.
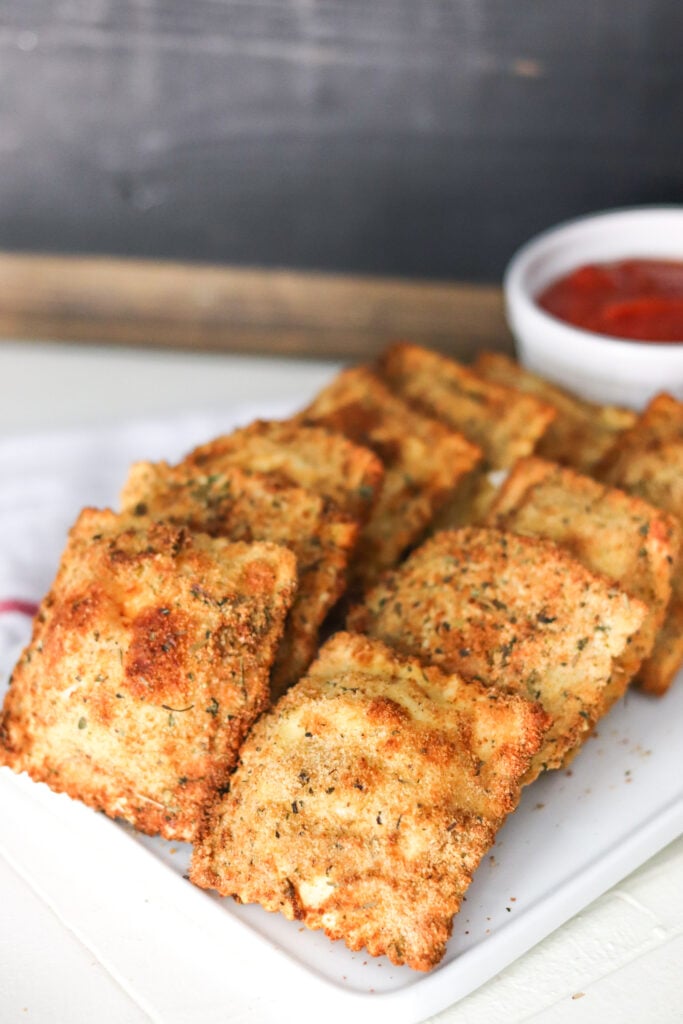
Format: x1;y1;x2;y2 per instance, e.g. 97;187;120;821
429;470;498;531
120;461;358;692
184;419;384;526
597;392;683;513
0;509;297;841
486;457;679;708
597;393;683;694
377;342;555;470
347;528;646;779
474;351;636;472
299;365;482;587
190;632;548;971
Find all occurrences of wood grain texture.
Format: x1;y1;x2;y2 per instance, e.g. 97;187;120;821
0;252;511;359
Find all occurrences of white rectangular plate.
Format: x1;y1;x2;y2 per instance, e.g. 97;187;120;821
0;403;681;1024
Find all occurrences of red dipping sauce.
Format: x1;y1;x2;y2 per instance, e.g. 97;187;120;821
537;259;683;342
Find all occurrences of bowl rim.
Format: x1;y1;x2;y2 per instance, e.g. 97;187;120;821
504;204;683;354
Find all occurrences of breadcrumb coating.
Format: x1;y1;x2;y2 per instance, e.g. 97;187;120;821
487;456;679;707
378;343;555;470
348;528;646;778
190;632;548;970
597;393;683;694
0;510;297;840
121;461;358;692
300;365;481;586
474;350;635;472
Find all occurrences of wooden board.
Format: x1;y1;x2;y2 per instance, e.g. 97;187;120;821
0;253;511;360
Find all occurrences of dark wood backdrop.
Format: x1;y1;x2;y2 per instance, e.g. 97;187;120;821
1;1;681;281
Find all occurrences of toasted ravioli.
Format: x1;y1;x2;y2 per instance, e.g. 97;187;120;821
0;510;297;840
347;528;646;777
597;393;683;694
121;461;357;691
190;632;548;971
474;351;636;472
429;470;499;531
487;457;679;707
299;366;481;586
377;342;555;470
184;419;384;526
597;393;683;511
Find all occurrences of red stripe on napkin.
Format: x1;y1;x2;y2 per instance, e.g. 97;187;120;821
0;599;39;617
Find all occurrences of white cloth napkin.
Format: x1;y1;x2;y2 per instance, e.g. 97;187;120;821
0;400;298;694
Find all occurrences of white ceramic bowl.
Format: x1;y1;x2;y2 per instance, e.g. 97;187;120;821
504;206;683;408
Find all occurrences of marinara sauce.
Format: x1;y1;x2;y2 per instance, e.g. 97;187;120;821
537;259;683;342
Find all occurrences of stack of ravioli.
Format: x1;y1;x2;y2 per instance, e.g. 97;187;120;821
1;343;681;972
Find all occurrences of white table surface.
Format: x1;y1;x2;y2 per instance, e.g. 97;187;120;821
0;339;681;1024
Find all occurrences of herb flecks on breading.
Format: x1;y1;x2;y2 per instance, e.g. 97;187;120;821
190;632;548;971
487;456;679;709
0;510;297;840
597;392;683;694
474;350;636;472
348;528;646;778
121;461;358;692
300;366;481;587
378;342;556;470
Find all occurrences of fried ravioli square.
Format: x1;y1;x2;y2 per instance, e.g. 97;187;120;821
190;632;548;971
486;457;679;705
377;342;556;470
597;393;683;521
473;351;636;472
0;509;297;841
299;365;482;586
121;461;358;691
348;528;646;778
597;393;683;694
184;419;385;526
